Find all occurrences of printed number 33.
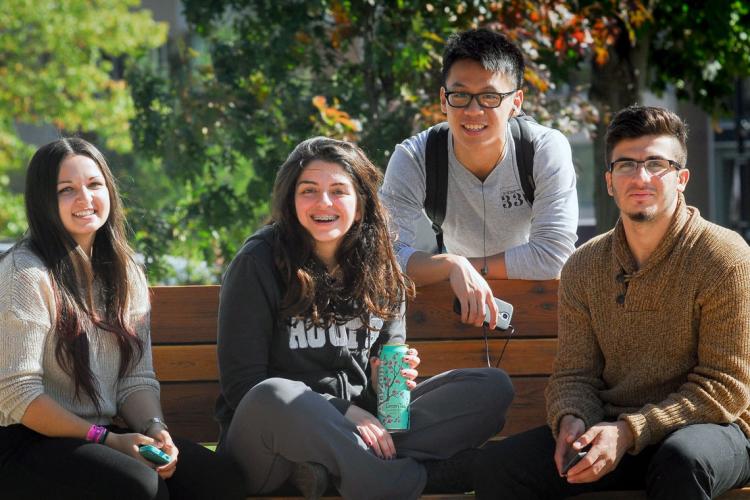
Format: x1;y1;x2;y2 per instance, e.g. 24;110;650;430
501;192;524;208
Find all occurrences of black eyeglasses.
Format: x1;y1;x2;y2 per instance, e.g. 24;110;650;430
609;158;682;177
444;90;517;109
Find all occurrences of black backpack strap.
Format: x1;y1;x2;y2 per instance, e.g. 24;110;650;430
509;115;536;206
424;122;450;253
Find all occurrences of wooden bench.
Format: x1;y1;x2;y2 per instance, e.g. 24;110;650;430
149;280;749;499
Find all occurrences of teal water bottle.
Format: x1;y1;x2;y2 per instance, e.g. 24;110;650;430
377;343;410;432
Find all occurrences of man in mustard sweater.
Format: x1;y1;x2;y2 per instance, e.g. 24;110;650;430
474;106;750;499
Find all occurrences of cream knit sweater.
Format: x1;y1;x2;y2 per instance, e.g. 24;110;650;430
546;195;750;453
0;241;159;426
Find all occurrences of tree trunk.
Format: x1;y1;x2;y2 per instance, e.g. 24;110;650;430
589;21;651;233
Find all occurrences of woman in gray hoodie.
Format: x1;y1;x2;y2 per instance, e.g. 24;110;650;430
215;136;514;500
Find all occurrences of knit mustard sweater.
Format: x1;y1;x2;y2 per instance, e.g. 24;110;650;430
546;195;750;453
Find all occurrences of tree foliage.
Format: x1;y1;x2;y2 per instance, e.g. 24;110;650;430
4;1;748;282
0;0;167;238
493;0;750;229
129;0;595;281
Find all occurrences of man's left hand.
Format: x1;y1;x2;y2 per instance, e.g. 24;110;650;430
564;420;634;483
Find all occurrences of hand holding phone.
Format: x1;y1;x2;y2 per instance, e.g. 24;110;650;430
561;443;591;476
139;444;172;465
453;297;513;331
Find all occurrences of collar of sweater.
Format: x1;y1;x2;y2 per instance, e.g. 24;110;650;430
612;193;697;279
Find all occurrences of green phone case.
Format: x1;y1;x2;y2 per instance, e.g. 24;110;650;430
138;444;171;465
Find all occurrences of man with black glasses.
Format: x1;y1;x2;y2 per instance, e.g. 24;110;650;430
475;106;750;499
380;28;578;328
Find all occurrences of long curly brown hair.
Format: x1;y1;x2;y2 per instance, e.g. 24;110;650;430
271;137;414;328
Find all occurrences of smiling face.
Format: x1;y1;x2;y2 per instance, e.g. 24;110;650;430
606;134;690;225
440;58;523;170
294;160;361;267
57;154;111;255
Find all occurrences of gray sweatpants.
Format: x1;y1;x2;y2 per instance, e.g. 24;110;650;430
220;367;513;500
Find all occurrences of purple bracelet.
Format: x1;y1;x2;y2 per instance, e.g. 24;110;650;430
86;424;107;443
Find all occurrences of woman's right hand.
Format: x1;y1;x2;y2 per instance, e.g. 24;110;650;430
344;404;396;460
104;432;157;466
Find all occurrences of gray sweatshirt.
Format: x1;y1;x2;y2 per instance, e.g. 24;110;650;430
380;121;578;279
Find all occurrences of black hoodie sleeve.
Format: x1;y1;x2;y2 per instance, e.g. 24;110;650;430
217;249;275;411
380;299;407;345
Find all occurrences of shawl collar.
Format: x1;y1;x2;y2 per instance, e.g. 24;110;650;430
611;193;697;280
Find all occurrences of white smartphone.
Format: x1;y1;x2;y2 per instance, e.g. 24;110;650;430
453;297;514;330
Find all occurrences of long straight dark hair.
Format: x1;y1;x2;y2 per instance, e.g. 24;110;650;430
271;136;414;329
23;138;143;414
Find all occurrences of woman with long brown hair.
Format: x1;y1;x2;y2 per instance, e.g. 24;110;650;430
0;138;243;499
215;136;513;499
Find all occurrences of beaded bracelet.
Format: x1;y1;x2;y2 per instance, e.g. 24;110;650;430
86;424;108;444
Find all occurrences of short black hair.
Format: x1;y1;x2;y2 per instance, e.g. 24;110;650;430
442;29;525;89
605;106;689;167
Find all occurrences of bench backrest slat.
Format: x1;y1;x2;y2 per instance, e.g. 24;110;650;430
150;280;558;443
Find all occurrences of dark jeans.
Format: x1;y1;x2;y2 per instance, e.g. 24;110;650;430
0;425;244;500
475;423;750;500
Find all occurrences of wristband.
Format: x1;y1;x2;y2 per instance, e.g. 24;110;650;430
86;424;107;443
140;417;168;435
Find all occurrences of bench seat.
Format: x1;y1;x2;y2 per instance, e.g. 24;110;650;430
249;488;750;498
149;281;750;499
251;488;750;499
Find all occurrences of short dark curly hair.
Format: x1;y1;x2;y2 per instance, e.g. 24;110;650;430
605;106;689;167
